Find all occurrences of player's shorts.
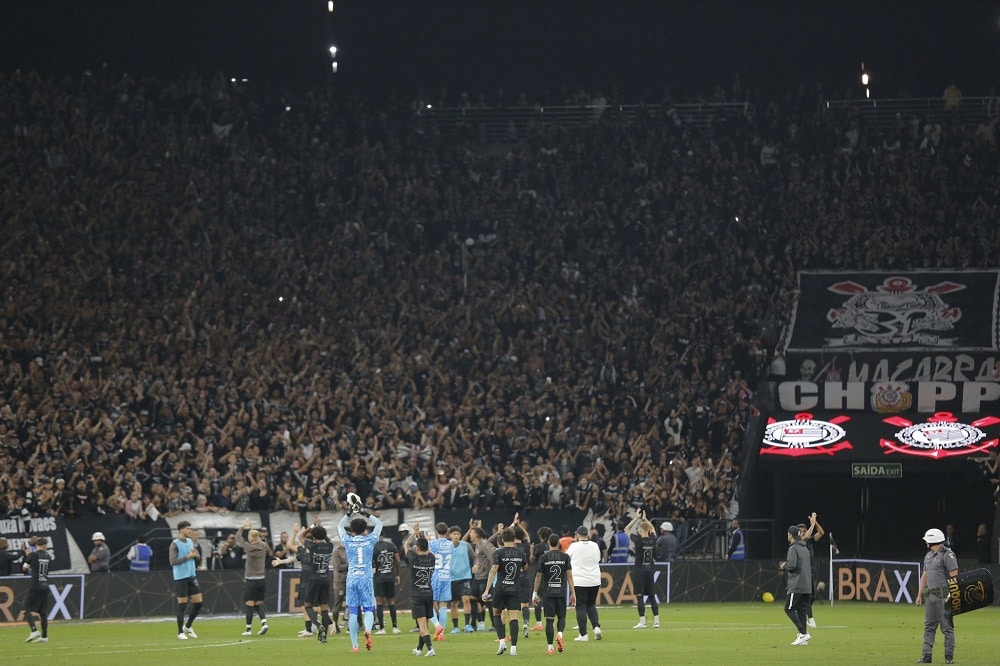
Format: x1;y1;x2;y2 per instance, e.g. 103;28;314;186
305;578;331;606
492;589;520;612
23;587;49;614
541;595;567;618
297;579;313;606
431;577;452;602
450;578;472;599
517;576;531;603
472;578;489;599
346;574;376;608
373;578;396;599
410;596;434;620
633;570;656;596
174;576;201;599
243;578;266;603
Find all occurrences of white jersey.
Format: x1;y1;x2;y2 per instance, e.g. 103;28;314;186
566;540;602;586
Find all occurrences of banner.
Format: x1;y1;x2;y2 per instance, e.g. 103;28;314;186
785;271;1000;353
0;516;72;571
833;559;921;603
0;574;85;620
775;380;1000;413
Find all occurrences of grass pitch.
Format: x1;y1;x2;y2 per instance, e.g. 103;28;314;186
3;602;997;664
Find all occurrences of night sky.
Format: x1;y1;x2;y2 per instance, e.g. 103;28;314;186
2;0;999;100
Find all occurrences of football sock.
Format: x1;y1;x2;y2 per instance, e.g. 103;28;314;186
349;614;359;647
187;601;202;627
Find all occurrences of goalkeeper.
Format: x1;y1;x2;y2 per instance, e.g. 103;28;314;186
338;500;384;652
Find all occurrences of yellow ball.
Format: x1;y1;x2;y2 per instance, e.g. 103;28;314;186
762;592;775;603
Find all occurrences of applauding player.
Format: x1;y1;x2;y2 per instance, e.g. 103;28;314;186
404;529;437;656
338;507;384;651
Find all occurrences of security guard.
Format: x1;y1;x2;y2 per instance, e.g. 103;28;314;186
915;528;958;664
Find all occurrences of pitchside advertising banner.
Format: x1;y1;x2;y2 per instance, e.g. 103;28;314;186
832;560;995;613
780;271;1000;414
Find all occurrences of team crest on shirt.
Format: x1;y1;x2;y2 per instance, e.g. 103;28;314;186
760;412;853;457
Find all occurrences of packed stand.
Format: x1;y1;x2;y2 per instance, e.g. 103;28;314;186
1;68;998;544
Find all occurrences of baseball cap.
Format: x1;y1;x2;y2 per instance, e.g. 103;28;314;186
398;523;411;532
575;525;589;536
787;525;801;537
660;522;673;532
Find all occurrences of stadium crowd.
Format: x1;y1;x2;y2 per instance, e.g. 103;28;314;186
1;68;999;546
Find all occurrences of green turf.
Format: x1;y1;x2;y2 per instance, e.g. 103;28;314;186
3;603;996;664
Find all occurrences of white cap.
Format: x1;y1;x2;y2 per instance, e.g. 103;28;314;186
398;523;411;532
660;522;673;532
179;442;192;452
922;528;945;544
92;532;106;541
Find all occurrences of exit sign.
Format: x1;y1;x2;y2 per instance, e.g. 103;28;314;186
851;462;903;479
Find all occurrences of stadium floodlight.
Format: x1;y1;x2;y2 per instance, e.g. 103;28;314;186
329;45;338;57
331;62;338;74
328;1;334;12
861;73;869;86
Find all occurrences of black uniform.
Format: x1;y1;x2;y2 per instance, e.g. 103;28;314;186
302;540;334;606
23;549;54;615
373;539;398;597
631;534;658;596
535;549;572;618
406;550;435;620
492;546;526;611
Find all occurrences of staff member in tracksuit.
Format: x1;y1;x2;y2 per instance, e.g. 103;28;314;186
780;525;812;647
916;528;959;664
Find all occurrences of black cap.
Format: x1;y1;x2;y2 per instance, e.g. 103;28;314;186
788;525;801;537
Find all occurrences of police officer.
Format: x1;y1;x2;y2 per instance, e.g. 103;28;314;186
916;528;958;664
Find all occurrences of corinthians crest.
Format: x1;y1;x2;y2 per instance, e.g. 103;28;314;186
825;276;964;347
881;411;1000;459
761;412;853;457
